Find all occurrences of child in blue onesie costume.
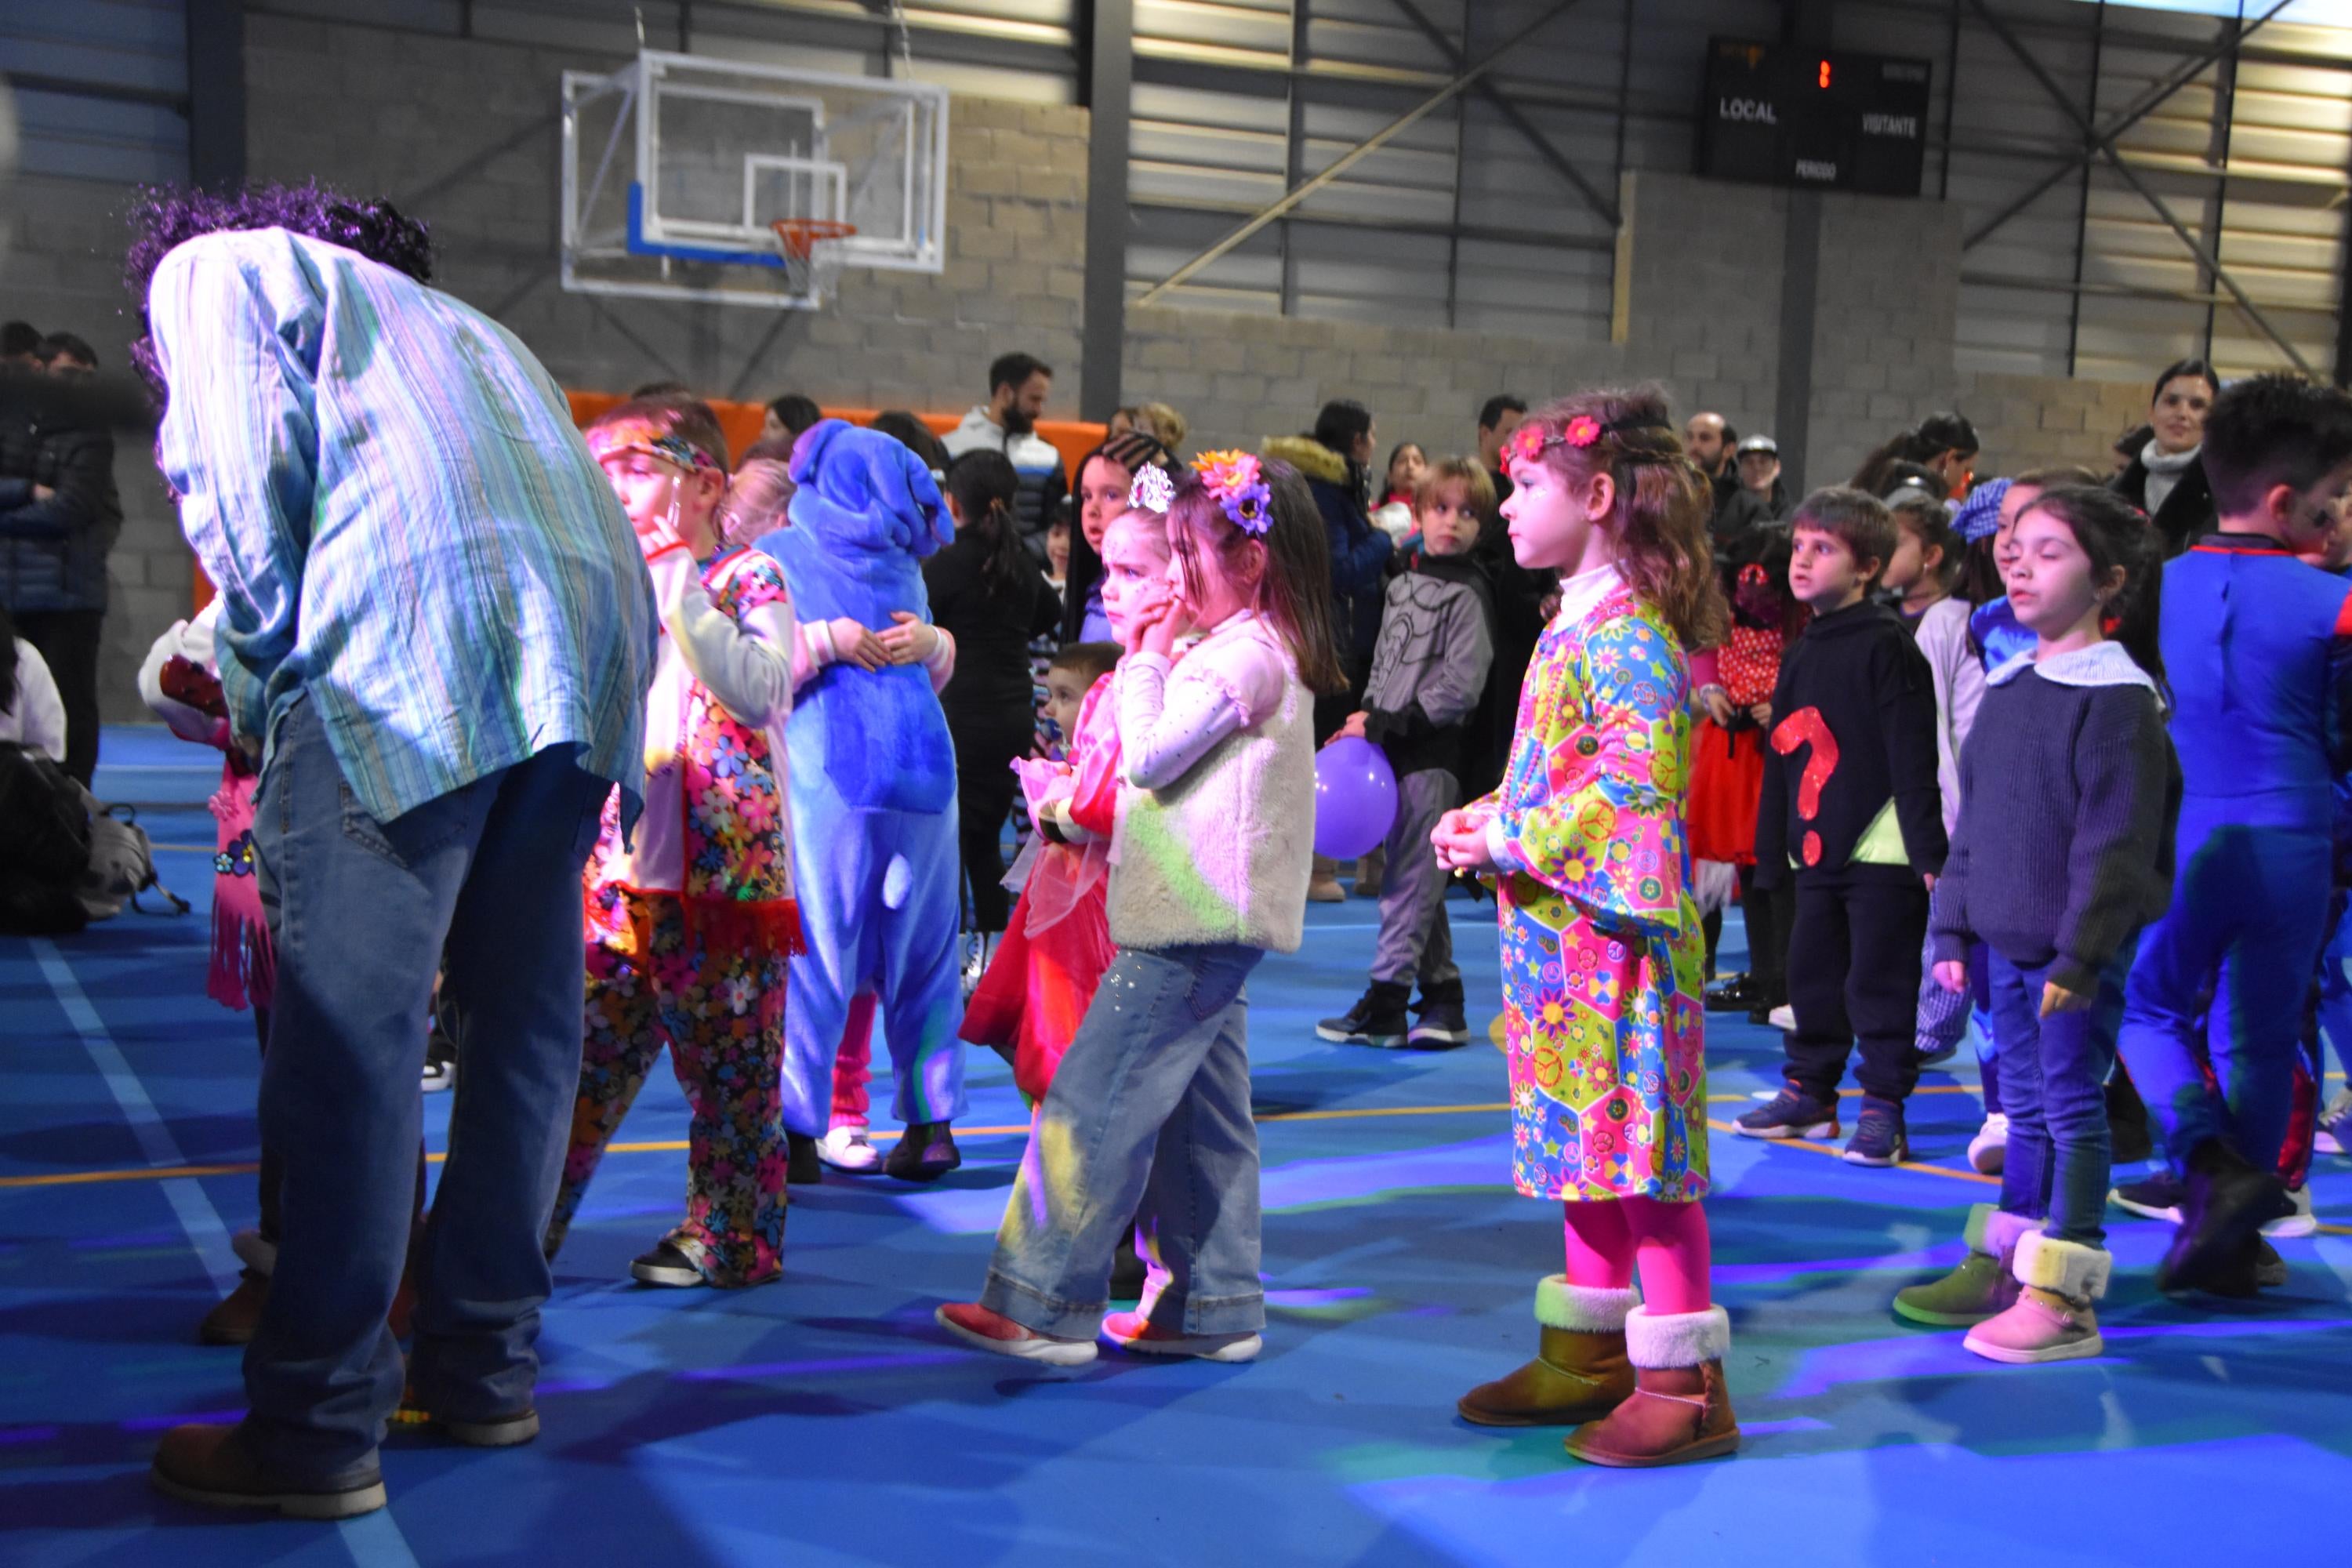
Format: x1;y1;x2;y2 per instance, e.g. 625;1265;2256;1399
2116;374;2352;1295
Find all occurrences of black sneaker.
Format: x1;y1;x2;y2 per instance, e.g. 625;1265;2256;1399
1704;975;1759;1013
1735;1087;1839;1141
786;1131;824;1185
1842;1097;1908;1167
1406;982;1471;1049
2111;1173;2184;1224
1317;982;1411;1047
630;1240;705;1288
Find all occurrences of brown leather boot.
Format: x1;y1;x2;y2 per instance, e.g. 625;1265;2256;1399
1564;1304;1740;1468
1457;1279;1635;1427
198;1275;270;1346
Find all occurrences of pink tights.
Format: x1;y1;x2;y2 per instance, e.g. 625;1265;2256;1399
829;993;877;1131
1563;1197;1713;1316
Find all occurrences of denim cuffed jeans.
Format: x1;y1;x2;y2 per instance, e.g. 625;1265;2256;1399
243;692;605;1486
1987;950;2129;1246
981;942;1265;1340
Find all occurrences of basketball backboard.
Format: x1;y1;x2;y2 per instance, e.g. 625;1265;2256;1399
561;50;948;309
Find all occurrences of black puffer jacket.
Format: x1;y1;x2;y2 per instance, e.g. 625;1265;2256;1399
0;379;122;615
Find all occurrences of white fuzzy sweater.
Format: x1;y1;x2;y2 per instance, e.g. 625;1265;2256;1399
1109;612;1315;953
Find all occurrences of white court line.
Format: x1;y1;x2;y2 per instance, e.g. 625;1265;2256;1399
31;939;423;1568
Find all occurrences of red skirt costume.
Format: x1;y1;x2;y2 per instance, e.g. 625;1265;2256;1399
1685;622;1784;869
961;677;1120;1103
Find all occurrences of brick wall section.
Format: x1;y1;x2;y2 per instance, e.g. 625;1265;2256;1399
1802;191;1966;490
1121;172;1792;470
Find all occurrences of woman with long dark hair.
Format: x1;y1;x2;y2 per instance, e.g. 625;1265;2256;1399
1853;411;1980;501
931;450;1064;936
2109;358;2220;555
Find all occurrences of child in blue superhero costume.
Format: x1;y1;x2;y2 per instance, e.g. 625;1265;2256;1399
2115;374;2352;1295
758;419;971;1182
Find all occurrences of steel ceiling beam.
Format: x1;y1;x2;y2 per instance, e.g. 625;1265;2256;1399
1133;0;1585;307
1963;0;2294;253
1967;0;2315;376
1383;0;1620;228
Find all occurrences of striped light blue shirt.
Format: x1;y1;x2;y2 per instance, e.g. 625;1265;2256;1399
150;228;655;823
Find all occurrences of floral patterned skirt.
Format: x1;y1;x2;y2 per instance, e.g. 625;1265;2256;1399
1497;884;1710;1203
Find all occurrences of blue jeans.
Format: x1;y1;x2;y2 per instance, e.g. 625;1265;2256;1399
244;691;605;1486
2117;818;2332;1172
1988;951;2127;1245
981;943;1265;1340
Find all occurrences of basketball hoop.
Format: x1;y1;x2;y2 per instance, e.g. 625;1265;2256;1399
771;218;858;300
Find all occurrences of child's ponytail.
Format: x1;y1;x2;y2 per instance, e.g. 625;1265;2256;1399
945;448;1036;601
2019;484;2168;702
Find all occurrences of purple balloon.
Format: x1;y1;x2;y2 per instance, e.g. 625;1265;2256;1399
1314;736;1399;861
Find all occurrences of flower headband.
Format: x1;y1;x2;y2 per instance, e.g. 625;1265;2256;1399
587;416;723;474
1192;450;1272;536
1503;413;1673;467
1128;463;1175;514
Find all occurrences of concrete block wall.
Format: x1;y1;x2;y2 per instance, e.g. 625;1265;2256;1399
1802;191;1966;490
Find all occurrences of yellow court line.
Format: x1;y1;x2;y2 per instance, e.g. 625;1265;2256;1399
0;1085;1985;1193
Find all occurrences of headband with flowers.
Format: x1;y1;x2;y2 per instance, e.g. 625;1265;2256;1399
587;417;723;475
1128;463;1175;514
1192;449;1272;536
1502;412;1673;469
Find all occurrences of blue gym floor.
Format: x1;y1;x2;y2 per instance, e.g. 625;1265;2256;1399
6;727;2350;1565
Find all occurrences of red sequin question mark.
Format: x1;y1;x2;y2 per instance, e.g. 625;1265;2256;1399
1770;707;1840;867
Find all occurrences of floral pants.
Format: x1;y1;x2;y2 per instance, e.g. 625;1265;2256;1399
545;886;789;1286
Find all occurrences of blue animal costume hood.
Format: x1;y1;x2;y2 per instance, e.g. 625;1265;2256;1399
756;419;956;814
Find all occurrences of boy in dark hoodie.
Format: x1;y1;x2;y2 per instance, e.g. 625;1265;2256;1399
1737;488;1948;1165
1318;458;1496;1049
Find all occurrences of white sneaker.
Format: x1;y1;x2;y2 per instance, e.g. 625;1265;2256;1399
817;1126;882;1174
1768;1004;1796;1032
2263;1183;2318;1240
421;1058;454;1094
1967;1113;2009;1175
2317;1089;2352;1156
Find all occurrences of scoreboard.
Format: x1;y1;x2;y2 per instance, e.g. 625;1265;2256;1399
1697;38;1933;197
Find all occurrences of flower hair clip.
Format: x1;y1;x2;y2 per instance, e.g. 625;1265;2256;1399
1128;463;1175;514
1192;449;1272;536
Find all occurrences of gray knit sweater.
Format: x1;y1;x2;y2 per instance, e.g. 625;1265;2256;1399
1929;641;2180;995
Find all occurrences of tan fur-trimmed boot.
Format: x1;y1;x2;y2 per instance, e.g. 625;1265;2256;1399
1893;1203;2036;1327
1563;1304;1740;1468
1964;1231;2110;1365
1457;1279;1636;1428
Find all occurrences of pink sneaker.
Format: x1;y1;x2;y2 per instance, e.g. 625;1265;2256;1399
935;1302;1097;1367
1101;1311;1262;1363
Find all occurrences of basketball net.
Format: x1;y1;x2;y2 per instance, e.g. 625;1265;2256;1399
771;218;858;303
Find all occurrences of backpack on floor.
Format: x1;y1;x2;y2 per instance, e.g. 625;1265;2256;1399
0;742;92;935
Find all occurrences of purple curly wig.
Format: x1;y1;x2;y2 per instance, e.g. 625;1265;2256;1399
124;182;434;393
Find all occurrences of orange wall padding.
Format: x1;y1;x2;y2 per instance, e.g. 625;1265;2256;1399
192;395;1109;615
564;390;1108;485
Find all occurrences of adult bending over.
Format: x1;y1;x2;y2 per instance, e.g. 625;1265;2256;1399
136;187;655;1519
